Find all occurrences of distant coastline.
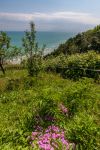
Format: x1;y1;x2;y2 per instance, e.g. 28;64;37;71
6;31;76;53
5;31;77;64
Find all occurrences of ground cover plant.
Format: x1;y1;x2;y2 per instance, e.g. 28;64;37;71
0;69;100;150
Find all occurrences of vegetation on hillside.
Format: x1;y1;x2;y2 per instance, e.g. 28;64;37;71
0;23;100;150
0;32;10;74
0;71;100;149
22;22;45;76
46;25;100;57
44;51;100;80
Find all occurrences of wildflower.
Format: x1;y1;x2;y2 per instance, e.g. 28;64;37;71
59;103;68;115
29;125;72;150
32;131;38;136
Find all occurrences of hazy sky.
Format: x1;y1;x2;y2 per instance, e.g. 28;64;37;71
0;0;100;31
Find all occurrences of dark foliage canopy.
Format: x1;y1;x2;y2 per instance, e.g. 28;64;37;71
46;25;100;58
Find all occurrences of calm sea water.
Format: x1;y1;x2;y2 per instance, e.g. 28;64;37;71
6;31;76;53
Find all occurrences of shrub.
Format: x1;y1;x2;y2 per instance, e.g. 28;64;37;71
45;51;100;80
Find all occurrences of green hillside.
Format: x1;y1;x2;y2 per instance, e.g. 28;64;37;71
0;70;100;149
46;25;100;57
0;24;100;150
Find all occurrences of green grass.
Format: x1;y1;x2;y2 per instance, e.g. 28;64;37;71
0;70;100;149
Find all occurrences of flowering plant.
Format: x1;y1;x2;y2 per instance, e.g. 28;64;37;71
28;125;75;150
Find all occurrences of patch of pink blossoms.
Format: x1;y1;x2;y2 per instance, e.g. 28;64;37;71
28;125;73;150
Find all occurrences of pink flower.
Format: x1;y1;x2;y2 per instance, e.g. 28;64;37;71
32;131;38;136
29;125;72;149
59;103;68;114
39;143;51;150
52;133;61;139
51;142;58;148
52;133;56;139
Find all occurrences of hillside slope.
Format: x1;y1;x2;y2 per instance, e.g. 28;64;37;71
0;71;100;149
46;25;100;57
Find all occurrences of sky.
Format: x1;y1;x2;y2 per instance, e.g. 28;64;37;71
0;0;100;31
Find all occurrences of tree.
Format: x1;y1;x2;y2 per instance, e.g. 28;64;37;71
0;31;10;74
22;22;45;76
6;46;22;63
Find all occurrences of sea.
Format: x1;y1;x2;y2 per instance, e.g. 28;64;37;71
6;31;76;54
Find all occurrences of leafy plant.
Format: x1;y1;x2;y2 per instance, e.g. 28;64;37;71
45;51;100;80
0;31;10;74
22;22;45;76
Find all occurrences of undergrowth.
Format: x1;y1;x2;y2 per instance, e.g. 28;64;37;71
0;71;100;149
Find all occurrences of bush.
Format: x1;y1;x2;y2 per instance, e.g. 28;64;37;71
27;55;43;77
66;113;100;150
6;78;21;91
45;51;100;80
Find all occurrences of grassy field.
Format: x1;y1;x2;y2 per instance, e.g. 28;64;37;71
0;70;100;149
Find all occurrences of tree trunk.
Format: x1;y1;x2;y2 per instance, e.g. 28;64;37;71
0;63;5;74
0;57;5;74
